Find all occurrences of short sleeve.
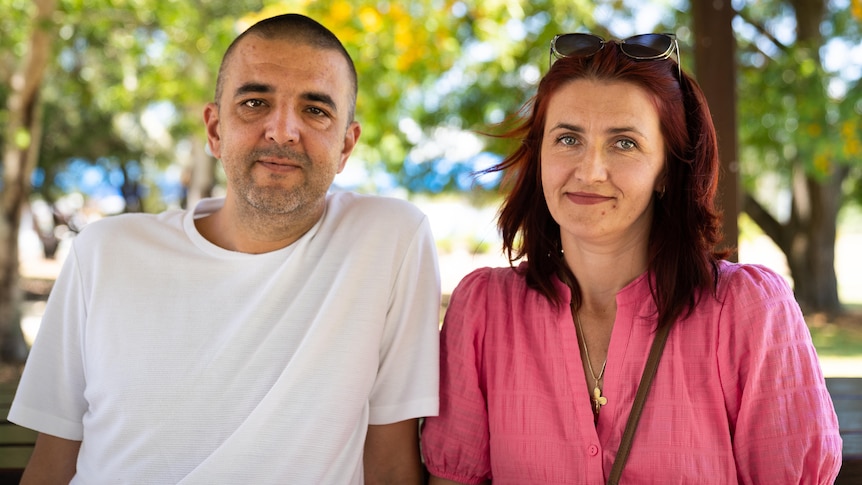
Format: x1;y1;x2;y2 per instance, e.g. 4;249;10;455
716;263;842;484
8;244;88;440
421;268;493;485
368;215;441;424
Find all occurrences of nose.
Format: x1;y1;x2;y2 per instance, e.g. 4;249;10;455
265;106;300;145
576;146;608;183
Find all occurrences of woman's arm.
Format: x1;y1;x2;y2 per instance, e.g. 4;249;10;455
429;476;490;485
718;264;842;484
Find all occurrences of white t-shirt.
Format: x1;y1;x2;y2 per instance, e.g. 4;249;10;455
9;192;441;484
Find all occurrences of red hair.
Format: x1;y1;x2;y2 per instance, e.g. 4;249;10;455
488;44;726;328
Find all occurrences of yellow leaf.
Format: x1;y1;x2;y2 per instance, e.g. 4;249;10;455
814;154;831;173
14;128;31;149
359;6;382;33
330;1;353;23
842;120;858;139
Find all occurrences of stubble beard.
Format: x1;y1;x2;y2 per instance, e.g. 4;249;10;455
227;146;336;218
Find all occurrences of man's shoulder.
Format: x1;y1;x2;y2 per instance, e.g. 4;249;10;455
73;209;186;246
327;191;426;221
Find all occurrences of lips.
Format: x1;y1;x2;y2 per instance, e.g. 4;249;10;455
258;158;301;173
566;192;613;205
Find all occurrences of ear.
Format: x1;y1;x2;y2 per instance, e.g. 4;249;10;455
655;163;669;191
337;121;361;173
203;103;222;159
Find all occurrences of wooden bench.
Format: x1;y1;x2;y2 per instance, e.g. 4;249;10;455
828;377;862;484
0;382;34;484
0;379;859;483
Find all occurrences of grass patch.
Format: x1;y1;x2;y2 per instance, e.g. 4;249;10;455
807;308;862;358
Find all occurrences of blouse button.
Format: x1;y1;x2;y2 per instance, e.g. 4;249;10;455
588;444;599;456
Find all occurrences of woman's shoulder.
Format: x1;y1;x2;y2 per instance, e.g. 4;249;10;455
447;261;560;323
715;260;794;302
443;263;548;344
706;260;804;335
452;263;529;296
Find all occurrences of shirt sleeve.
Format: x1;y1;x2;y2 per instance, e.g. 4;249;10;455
368;215;441;424
8;243;88;440
716;264;842;484
421;268;493;485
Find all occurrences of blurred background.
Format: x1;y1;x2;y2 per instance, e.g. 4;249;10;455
2;0;861;374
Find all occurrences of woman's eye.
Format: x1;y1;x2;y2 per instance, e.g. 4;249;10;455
558;135;577;146
616;139;636;150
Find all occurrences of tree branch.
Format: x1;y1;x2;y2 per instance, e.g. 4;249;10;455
733;7;792;55
10;0;56;113
742;192;786;247
2;0;56;211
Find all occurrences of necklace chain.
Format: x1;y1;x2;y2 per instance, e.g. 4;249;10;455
573;304;608;417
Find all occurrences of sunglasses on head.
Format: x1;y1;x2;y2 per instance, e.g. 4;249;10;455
550;33;681;78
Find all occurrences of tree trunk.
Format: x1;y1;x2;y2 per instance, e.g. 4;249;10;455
739;0;844;314
0;0;57;362
691;0;740;259
745;165;846;314
786;0;843;314
784;166;845;314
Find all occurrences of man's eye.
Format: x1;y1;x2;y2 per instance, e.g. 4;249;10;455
307;106;328;117
243;99;265;108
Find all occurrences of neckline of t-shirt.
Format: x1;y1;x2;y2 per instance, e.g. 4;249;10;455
182;197;324;259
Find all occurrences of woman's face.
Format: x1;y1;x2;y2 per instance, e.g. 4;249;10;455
541;78;666;250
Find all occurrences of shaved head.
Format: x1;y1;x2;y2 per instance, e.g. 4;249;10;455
214;13;357;121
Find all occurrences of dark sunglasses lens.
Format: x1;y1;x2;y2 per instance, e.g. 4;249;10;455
554;34;603;57
622;34;673;58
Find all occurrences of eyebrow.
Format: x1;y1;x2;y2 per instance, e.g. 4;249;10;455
234;82;273;97
549;122;646;137
549;122;583;133
303;92;338;113
233;82;339;113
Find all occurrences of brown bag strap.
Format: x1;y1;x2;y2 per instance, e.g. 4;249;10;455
606;320;673;485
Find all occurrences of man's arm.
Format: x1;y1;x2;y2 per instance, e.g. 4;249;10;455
20;433;81;484
364;418;423;485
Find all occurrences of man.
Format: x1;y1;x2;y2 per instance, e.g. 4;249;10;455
9;13;440;484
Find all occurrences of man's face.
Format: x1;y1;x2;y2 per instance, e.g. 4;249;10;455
204;36;360;217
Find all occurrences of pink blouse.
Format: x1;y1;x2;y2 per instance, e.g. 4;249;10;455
421;261;842;484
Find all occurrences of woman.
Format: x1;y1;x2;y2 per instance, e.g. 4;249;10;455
421;33;842;484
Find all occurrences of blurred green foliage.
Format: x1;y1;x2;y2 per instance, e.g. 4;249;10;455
0;0;859;212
